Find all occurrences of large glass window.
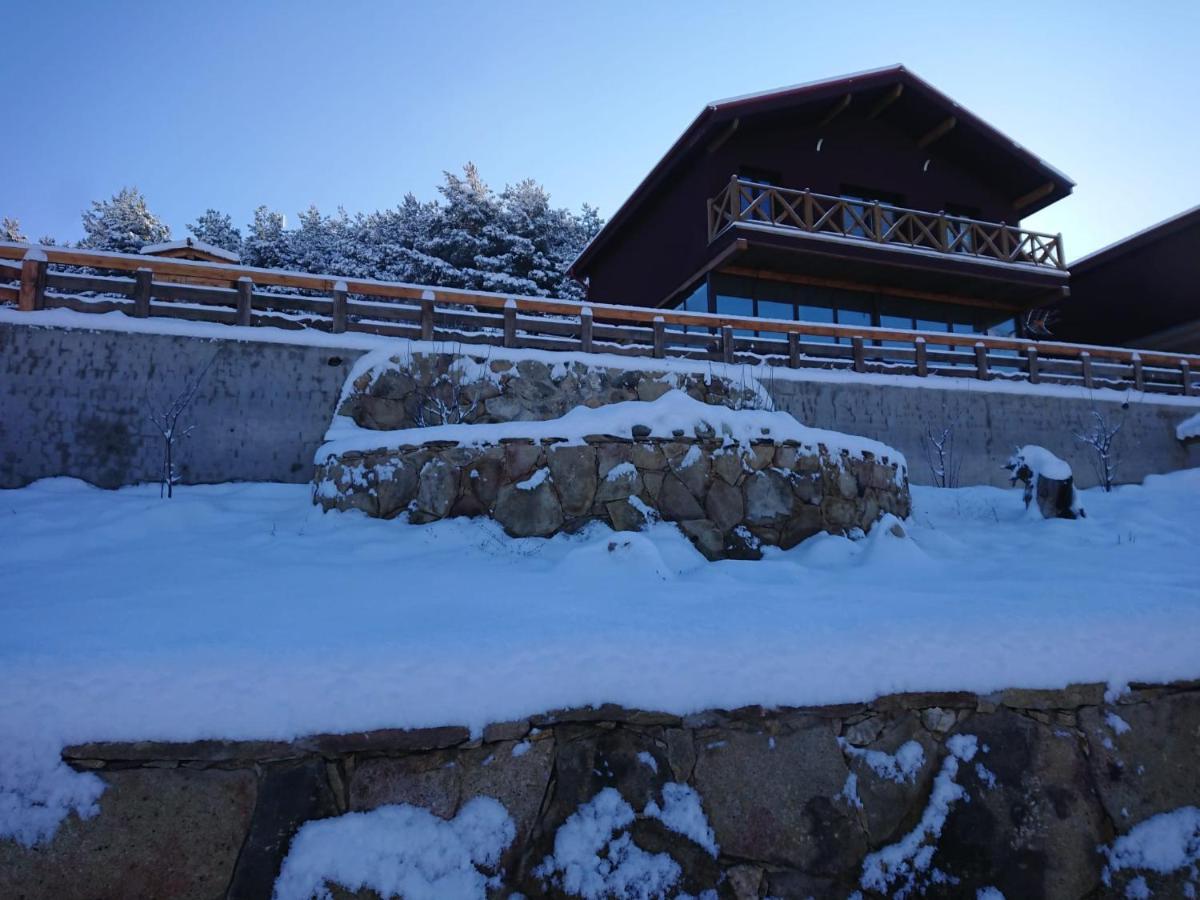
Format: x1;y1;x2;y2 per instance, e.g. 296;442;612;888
798;305;836;344
716;295;754;337
879;314;913;349
836;307;872;345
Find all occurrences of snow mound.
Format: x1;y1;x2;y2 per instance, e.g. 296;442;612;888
272;797;515;900
1009;445;1072;481
1101;806;1200;891
1177;412;1200;441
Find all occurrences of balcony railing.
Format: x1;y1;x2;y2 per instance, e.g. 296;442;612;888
708;176;1067;271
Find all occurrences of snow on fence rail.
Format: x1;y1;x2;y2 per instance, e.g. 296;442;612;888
1;241;1197;396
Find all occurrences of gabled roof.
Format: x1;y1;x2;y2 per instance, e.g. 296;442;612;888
1070;204;1200;271
141;237;240;263
572;65;1075;276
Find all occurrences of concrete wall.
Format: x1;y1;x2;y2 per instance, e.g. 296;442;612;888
767;376;1200;489
0;322;365;489
1;319;1197;491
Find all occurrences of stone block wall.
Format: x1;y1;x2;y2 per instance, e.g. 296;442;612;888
4;681;1197;899
314;435;909;560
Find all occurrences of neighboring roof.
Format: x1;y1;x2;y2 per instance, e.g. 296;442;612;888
1070;204;1200;271
571;65;1075;275
141;237;240;262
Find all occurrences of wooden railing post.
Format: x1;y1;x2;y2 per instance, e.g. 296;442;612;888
729;175;741;224
721;325;734;365
18;248;47;311
1025;346;1040;384
1132;353;1144;391
802;190;813;230
974;342;989;380
652;316;666;359
503;299;517;348
330;280;348;334
915;337;928;376
936;213;948;252
132;267;152;318
851;336;865;373
787;331;800;369
999;224;1012;261
872;201;883;242
1080;350;1094;389
580;305;593;353
1054;234;1066;269
420;290;435;340
235;276;253;326
1182;360;1194;396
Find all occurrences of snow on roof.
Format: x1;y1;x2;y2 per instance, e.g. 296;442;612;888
140;237;239;262
1070;204;1200;270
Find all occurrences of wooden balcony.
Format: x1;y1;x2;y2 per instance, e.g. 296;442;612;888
708;176;1066;271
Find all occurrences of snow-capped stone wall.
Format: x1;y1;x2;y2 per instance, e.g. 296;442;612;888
313;391;909;560
7;681;1198;899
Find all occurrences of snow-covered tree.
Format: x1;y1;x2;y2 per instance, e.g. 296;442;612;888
187;209;242;254
1;217;26;242
79;187;170;253
241;206;289;270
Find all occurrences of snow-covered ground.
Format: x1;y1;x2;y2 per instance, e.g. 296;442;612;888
1;471;1199;844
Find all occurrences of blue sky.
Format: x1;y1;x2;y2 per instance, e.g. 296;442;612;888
2;1;1196;261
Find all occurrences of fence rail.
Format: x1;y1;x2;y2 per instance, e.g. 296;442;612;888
708;177;1067;270
1;242;1195;397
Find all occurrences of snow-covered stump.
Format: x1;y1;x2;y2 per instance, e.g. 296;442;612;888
1005;445;1084;520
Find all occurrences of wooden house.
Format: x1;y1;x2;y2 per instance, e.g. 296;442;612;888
569;65;1073;339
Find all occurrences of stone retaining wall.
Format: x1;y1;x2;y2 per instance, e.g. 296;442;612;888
3;682;1197;899
314;435;909;560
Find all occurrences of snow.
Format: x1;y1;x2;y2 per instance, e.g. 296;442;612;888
1178;412;1200;441
838;737;926;784
515;468;549;491
1106;711;1132;735
318;390;907;485
271;796;514;900
977;889;1006;900
859;735;978;896
533;788;681;898
6;307;1200;410
1101;806;1200;890
636;751;658;773
1;470;1199;845
642;783;719;857
839;772;864;809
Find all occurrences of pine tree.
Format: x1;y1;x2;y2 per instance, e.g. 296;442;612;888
79;187;171;253
1;217;27;242
241;206;289;269
187;210;242;254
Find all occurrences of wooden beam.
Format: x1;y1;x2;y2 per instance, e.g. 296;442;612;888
816;93;852;128
1013;181;1056;212
917;115;956;149
706;117;739;154
866;83;903;119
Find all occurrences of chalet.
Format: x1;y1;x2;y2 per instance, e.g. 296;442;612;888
140;237;240;264
1052;205;1200;353
570;65;1073;340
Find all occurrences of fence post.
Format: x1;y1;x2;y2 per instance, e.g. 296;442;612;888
802;190;813;229
580;305;593;353
236;276;253;326
872;201;883;241
1080;351;1094;389
503;299;517;349
974;342;989;380
1182;360;1193;396
652;316;665;359
787;331;800;369
420;290;435;341
721;325;734;365
330;280;348;334
851;336;865;373
915;336;928;377
1025;346;1040;384
18;248;47;311
132;267;152;318
1132;353;1144;392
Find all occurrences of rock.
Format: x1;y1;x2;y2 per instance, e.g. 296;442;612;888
414;457;459;519
780;504;824;548
712;448;746;486
226;760;339;900
665;442;709;496
841;716;884;747
348;752;460;819
302;726;469;755
842;712;938;845
466;451;505;509
636;378;672;402
1079;691;1200;825
743;468;793;526
0;768;256;900
631;424;652;439
606;498;647;532
631;442;667;471
482;719;530;743
374;459;417;518
595;461;642;503
665;729;696;782
691;722;865;873
933;709;1107;899
493;478;564;538
1001;683;1106;710
657;473;705;521
921;706;957;734
679;519;725;561
704;478;744;532
629;816;720;896
725;863;764;899
502;442;542;481
546;445;597;517
459;738;554;858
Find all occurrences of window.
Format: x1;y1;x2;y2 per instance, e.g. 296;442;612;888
738;167;780;223
798;305;836;344
716;294;754;337
944;203;981;255
840;185;905;239
836;307;872;345
756;299;793;341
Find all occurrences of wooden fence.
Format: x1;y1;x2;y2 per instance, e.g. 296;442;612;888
0;242;1195;396
709;177;1067;270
